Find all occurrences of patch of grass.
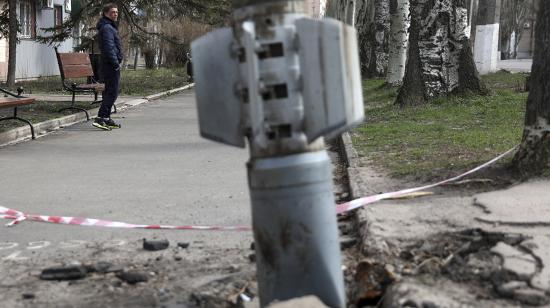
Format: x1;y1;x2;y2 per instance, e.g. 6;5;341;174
482;70;529;90
14;67;189;96
352;75;527;181
0;101;98;132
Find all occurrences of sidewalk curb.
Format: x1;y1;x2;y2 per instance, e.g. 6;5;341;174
0;83;194;147
340;132;369;199
339;132;386;258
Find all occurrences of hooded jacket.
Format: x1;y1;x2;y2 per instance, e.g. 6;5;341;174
96;16;123;69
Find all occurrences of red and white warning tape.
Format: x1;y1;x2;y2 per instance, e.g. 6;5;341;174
335;146;518;214
0;146;517;231
0;206;251;231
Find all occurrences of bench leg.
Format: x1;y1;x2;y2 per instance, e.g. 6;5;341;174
0;107;35;139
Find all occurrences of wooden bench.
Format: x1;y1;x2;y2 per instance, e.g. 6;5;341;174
54;47;114;121
0;87;36;139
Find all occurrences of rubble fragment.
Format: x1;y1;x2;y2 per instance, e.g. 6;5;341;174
21;293;35;300
117;271;149;284
40;265;88;281
143;239;170;251
177;242;190;249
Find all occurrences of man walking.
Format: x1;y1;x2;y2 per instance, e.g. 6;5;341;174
93;3;122;130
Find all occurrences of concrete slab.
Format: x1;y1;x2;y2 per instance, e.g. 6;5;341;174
490;242;537;280
522;236;550;291
474;181;550;225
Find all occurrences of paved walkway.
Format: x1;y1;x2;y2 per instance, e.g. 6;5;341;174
30;94;140;102
0;90;252;261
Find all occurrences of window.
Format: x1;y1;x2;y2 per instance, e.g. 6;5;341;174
19;0;36;39
54;5;63;34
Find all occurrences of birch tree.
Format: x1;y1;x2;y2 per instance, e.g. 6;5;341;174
396;0;486;106
512;1;550;177
353;0;375;75
386;0;410;86
365;0;390;77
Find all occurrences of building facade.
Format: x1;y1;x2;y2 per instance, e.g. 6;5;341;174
0;0;74;81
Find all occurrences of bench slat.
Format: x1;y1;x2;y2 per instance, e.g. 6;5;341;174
58;53;91;66
76;83;105;91
0;97;35;108
62;64;95;78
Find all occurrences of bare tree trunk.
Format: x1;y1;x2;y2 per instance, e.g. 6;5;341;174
512;1;550;177
396;0;486;106
6;0;17;87
354;0;375;75
365;0;389;78
133;47;139;70
386;0;410;86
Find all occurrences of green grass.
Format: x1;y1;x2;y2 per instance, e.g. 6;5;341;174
0;67;189;134
14;67;189;96
352;71;528;181
0;100;98;132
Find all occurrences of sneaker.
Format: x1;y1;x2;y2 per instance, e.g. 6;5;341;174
92;118;111;131
104;118;121;129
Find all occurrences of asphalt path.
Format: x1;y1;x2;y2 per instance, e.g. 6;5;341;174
0;90;252;261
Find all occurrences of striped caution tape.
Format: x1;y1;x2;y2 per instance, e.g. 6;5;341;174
0;146;517;231
0;206;251;231
335;146;518;214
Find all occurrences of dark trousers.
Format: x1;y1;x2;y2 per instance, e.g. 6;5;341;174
98;64;120;118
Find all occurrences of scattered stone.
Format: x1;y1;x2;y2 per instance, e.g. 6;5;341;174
496;281;528;297
22;293;35;300
143;239;170;251
340;236;357;249
513;288;549;306
267;296;328;307
40;265;88;281
177;242;190;249
354;259;396;305
248;253;256;263
491;242;537;280
250;242;255;250
116;271;149;284
174;255;183;261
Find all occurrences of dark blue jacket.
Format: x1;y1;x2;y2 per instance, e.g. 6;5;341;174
96;16;123;69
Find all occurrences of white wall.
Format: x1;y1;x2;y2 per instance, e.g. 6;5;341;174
15;0;73;79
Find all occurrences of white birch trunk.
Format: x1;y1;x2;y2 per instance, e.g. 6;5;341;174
369;0;390;77
386;0;410;86
416;0;469;98
397;0;484;105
